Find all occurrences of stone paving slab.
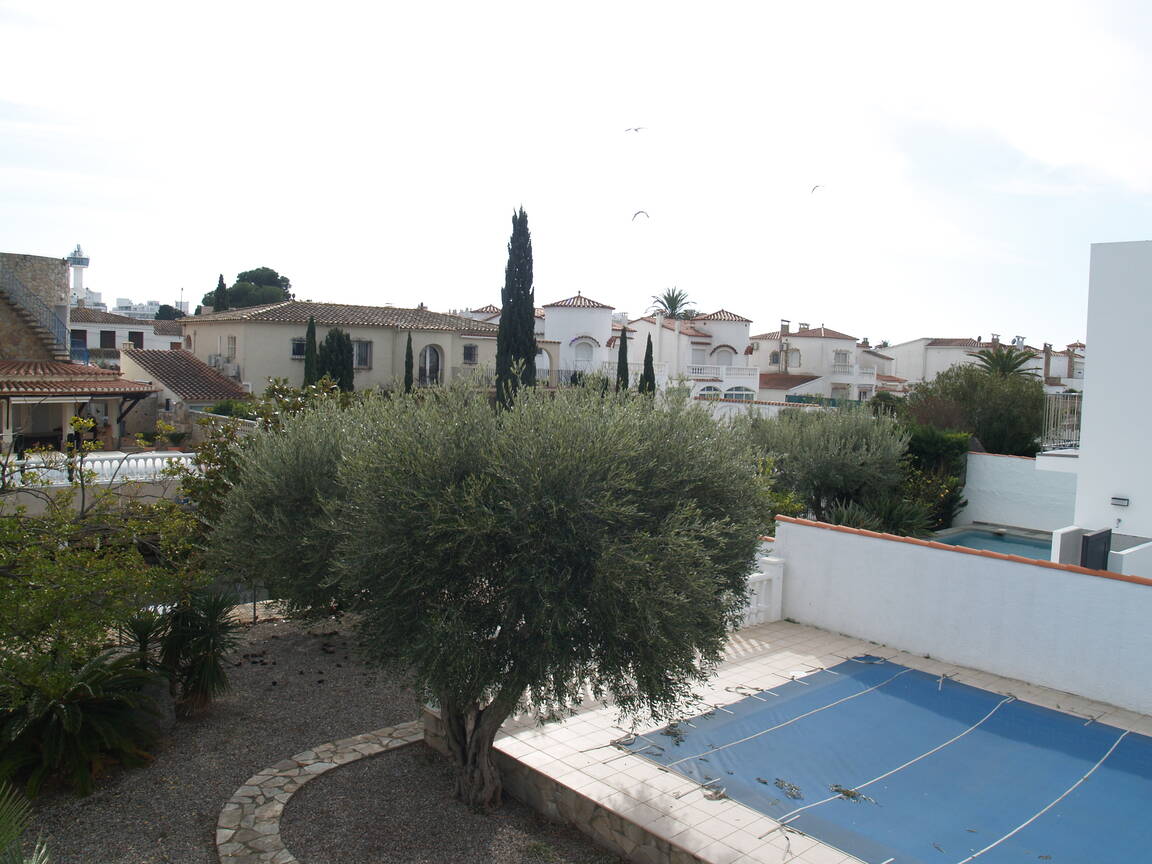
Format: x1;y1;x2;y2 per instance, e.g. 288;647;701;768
215;720;423;863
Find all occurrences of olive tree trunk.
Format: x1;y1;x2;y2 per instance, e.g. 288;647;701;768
439;688;520;808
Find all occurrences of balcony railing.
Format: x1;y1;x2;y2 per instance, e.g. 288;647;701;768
830;363;876;379
3;451;195;488
686;365;759;382
1041;392;1082;451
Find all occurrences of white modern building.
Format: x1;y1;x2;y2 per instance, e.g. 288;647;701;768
887;335;1084;394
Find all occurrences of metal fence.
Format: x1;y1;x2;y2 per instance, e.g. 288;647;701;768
0;263;69;356
1041;392;1082;451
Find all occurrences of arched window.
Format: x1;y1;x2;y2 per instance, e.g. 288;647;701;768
769;351;780;365
787;348;801;368
724;386;755;402
714;347;735;367
574;341;594;367
418;345;442;385
698;386;722;400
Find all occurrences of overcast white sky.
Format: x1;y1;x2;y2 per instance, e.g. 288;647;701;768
4;1;1152;346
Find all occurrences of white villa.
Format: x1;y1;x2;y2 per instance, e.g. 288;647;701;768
887;335;1085;393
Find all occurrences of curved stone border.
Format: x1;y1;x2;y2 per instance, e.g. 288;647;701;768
215;720;424;863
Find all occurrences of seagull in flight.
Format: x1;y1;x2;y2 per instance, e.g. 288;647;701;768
632;210;650;221
625;126;647;133
810;184;823;193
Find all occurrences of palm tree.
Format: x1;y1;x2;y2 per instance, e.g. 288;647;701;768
968;345;1038;378
649;287;697;320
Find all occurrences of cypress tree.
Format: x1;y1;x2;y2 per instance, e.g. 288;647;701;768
615;330;629;392
213;274;229;311
404;332;414;394
639;334;656;394
318;327;355;392
303;316;319;386
495;207;537;407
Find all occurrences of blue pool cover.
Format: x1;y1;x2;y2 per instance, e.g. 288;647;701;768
622;657;1152;863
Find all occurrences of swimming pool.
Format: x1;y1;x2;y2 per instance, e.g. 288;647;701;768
623;657;1152;863
937;529;1051;560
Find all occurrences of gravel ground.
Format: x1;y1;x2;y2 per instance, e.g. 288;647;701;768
29;613;618;864
281;746;621;864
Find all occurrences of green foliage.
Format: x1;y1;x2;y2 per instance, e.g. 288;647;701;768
317;327;354;392
968;345;1037;378
209;274;228;311
868;391;904;418
905;424;970;475
201;268;291;309
639;334;656;395
226;282;285;309
404;332;414;394
0;781;50;863
906;365;1045;456
235;267;291;295
826;496;933;538
649;287;697;319
615;331;629;392
159;592;239;715
206;399;257;419
211;385;769;804
743;407;909;521
303;316;319;386
0;652;161;796
900;467;967;532
495;207;537;407
153;304;183;320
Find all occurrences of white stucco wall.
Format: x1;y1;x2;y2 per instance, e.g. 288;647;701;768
775;519;1152;715
956;452;1076;531
1074;241;1152;539
543;306;614;370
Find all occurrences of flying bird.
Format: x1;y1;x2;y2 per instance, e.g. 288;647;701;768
625;126;647;132
632;210;650;221
810;184;823;193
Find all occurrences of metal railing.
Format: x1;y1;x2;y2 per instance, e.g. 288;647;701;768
0;263;69;356
70;345;90;365
1041;392;1082;451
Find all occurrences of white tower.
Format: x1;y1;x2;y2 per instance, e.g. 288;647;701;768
66;244;89;304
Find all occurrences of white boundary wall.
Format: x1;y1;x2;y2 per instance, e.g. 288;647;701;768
956;452;1075;532
775;520;1152;715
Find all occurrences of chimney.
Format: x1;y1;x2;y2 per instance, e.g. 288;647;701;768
860;337;870;348
1043;343;1052;379
798;322;810;331
780;319;790;335
990;333;1000;345
1067;348;1075;379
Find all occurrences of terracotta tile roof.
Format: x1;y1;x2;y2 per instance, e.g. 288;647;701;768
152;320;184;336
752;326;857;341
862;348;894;360
469;304;500;315
69;307;144;325
877;373;907;382
189;301;497;332
121;349;248;402
0;360;158;397
693;309;752;323
610;322;635;333
629;316;712;338
542;294;614;309
758;373;822;389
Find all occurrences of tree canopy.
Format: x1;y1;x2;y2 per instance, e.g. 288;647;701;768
906;364;1045;456
967;344;1037;378
649;287;697;320
639;334;656;394
303;317;319;386
201;267;292;310
154;304;183;320
495;208;537;406
209;385;769;805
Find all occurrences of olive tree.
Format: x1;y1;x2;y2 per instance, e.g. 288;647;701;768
210;386;768;806
742;406;909;521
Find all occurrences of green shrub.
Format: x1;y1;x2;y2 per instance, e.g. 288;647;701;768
0;781;50;863
0;652;162;796
159;591;240;715
826;496;933;537
905;425;970;475
901;467;967;531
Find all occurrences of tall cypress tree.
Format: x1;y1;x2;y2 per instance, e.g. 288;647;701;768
318;327;355;392
303;316;319;386
213;274;229;311
615;330;629;392
404;332;414;394
639;334;656;394
495;207;537;407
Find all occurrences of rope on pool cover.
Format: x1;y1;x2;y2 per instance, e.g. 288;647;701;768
775;694;1017;825
666;667;913;768
952;729;1129;863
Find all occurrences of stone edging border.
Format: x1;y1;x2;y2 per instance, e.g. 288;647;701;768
215;720;424;863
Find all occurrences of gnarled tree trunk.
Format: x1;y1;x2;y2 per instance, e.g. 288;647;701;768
439;689;519;808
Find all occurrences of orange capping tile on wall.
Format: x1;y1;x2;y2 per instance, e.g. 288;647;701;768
774;516;1152;588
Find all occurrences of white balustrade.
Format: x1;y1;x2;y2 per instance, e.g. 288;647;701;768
742;554;783;627
5;451;196;488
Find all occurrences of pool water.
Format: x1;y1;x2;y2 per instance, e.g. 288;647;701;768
940;529;1051;560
